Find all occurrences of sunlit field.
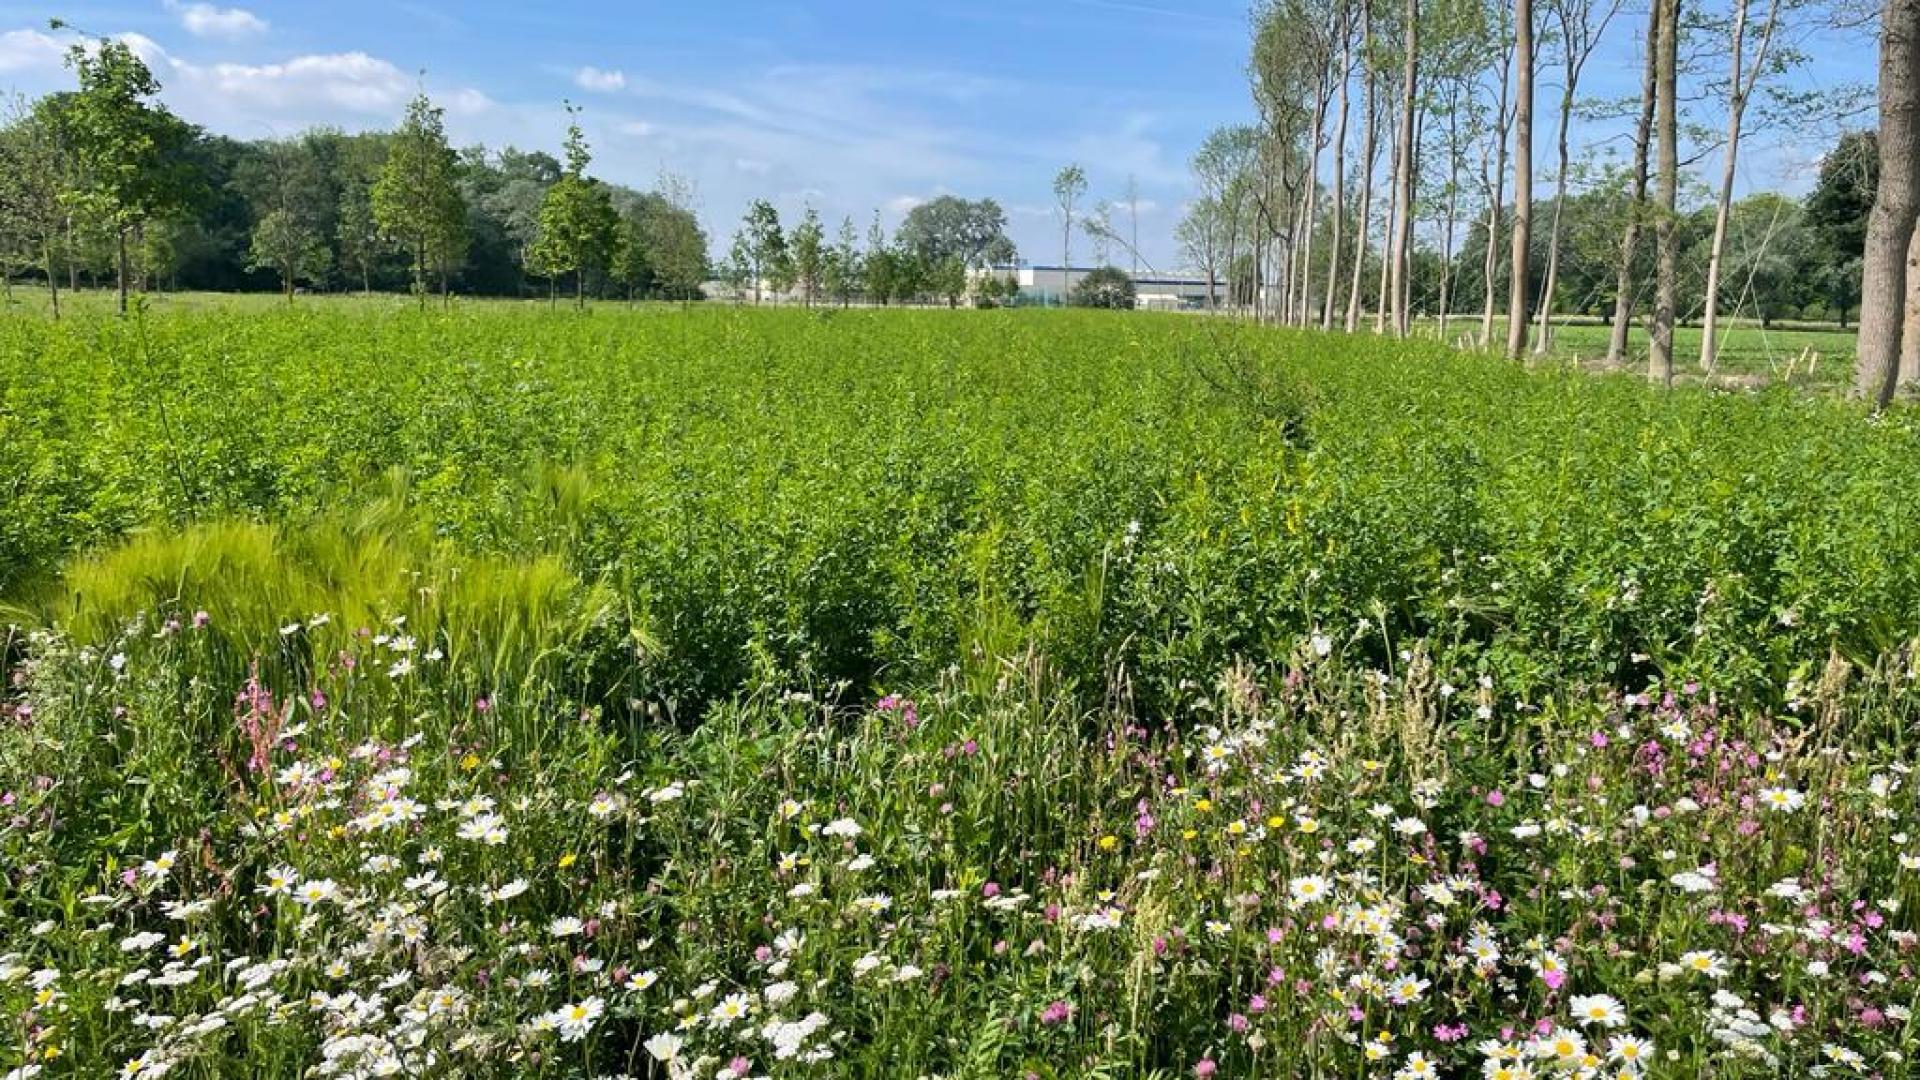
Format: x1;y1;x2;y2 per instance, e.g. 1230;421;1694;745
3;302;1918;1078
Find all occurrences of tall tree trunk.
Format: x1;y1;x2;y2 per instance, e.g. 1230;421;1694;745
1298;66;1332;327
1375;90;1399;333
1649;0;1681;385
1698;0;1779;371
1324;28;1352;330
1389;0;1420;337
1532;78;1574;354
1856;0;1920;403
1608;0;1661;365
1507;0;1535;359
1347;14;1379;331
1902;226;1920;385
1438;104;1461;342
1479;43;1514;349
64;215;76;294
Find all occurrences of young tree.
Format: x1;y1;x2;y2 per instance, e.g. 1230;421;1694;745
529;107;618;307
247;208;331;302
337;183;386;296
824;215;861;307
0;102;69;317
1696;0;1789;370
54;31;196;315
1531;0;1623;353
646;174;709;305
1348;0;1380;330
790;205;825;307
1387;0;1420;336
741;199;785;304
373;93;467;306
1854;0;1920;404
1477;0;1517;347
864;212;897;305
1607;0;1663;363
1053;163;1088;288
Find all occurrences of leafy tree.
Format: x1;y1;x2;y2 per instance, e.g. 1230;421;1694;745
336;182;386;297
895;196;1016;270
645;174;709;304
740;199;786;303
1053;164;1087;275
1070;265;1136;309
529;107;619;307
862;212;896;305
823;215;861;307
932;255;968;308
790;206;825;307
53;30;197;314
373;93;467;306
1805;130;1876;328
0;101;69;316
247;208;331;302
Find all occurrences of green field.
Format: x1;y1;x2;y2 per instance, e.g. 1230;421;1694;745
2;302;1916;1076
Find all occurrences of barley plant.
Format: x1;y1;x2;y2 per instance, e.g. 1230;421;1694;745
2;303;1919;1078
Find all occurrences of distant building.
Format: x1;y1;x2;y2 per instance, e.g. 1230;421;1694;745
979;262;1222;309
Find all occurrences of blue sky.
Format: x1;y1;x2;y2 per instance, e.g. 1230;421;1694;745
0;1;1880;270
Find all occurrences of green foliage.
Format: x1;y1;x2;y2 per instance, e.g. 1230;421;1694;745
4;304;1920;721
1070;266;1136;309
372;93;467;301
528;109;619;305
246;208;331;299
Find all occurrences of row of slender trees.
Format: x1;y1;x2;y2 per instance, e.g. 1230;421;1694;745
1178;0;1884;388
0;29;709;313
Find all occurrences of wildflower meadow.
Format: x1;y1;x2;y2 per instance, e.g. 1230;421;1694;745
3;303;1919;1078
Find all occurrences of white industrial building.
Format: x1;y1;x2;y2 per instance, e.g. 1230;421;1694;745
982;263;1222;309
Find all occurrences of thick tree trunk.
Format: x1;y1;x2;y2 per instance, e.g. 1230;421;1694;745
1389;0;1420;337
1649;0;1681;386
1901;226;1920;386
1507;0;1535;359
1608;0;1660;365
1857;0;1920;403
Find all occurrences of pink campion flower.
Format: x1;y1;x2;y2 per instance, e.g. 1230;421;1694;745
727;1057;752;1076
1039;1000;1073;1026
1433;1023;1469;1042
1227;1013;1249;1032
475;697;492;713
1485;790;1505;807
1194;1058;1218;1078
1248;994;1268;1013
1591;731;1609;748
1543;968;1566;991
754;945;773;963
982;882;1001;898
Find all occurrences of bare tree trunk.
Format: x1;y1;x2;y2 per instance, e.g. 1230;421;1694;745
1389;0;1420;338
1478;43;1514;349
1649;0;1680;386
1698;0;1780;371
1902;226;1920;386
1608;0;1660;365
116;226;130;316
1532;52;1578;355
1438;105;1461;341
1324;27;1353;330
1856;0;1920;404
1298;89;1328;327
1347;12;1379;331
1507;0;1535;359
43;233;59;321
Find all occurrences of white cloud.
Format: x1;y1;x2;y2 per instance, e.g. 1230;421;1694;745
574;65;626;93
164;1;269;40
195;53;413;113
0;28;65;73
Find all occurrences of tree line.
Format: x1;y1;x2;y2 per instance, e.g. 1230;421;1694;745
0;30;708;315
1177;0;1885;386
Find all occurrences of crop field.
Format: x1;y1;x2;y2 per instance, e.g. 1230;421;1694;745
3;302;1920;1078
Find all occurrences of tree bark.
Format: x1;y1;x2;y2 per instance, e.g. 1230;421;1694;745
116;226;130;316
43;233;59;321
1479;35;1514;348
1507;0;1535;359
1324;24;1353;330
1608;0;1660;365
1649;0;1681;386
1347;4;1379;331
1438;103;1461;342
1857;0;1920;404
1532;55;1577;354
1389;0;1420;337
